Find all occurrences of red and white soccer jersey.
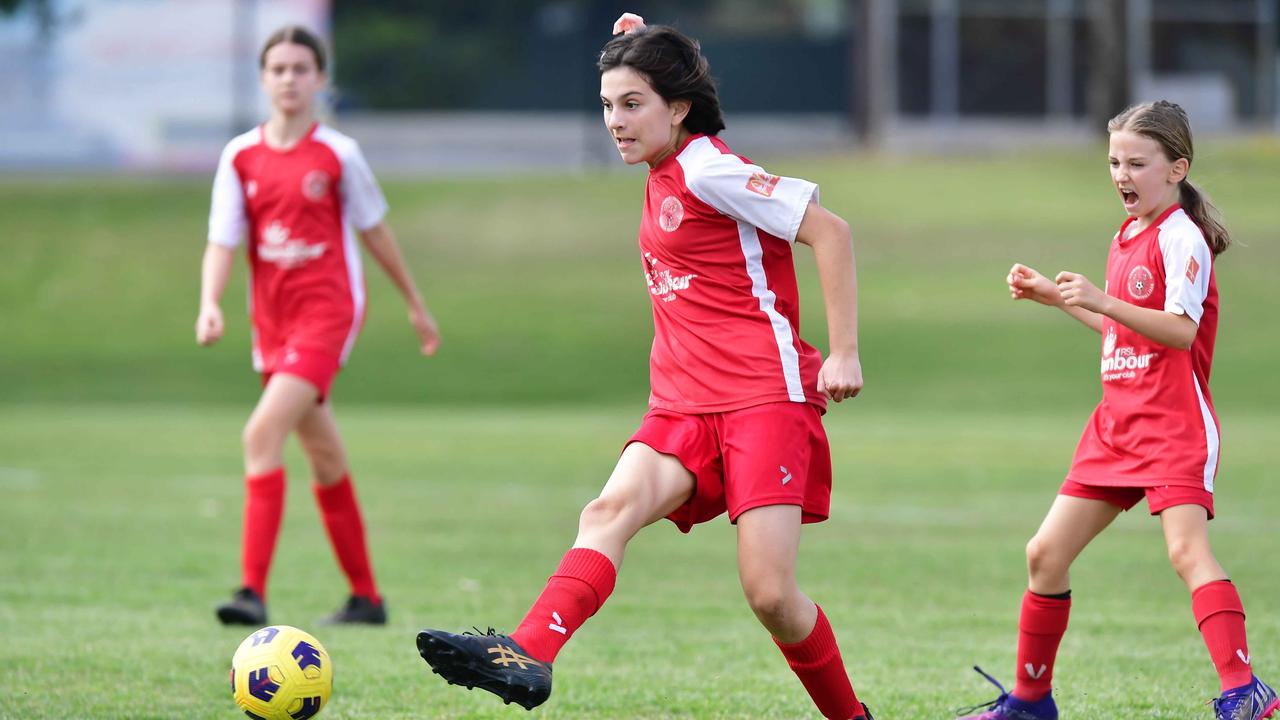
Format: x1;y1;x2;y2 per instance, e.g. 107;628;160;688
208;122;387;379
1067;204;1220;491
640;134;824;413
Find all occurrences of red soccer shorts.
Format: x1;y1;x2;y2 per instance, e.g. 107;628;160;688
1059;478;1215;519
627;401;832;533
259;344;342;402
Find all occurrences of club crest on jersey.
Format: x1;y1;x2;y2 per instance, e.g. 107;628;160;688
259;220;326;268
659;195;684;232
1127;265;1154;300
302;170;331;202
746;171;780;197
1185;256;1200;284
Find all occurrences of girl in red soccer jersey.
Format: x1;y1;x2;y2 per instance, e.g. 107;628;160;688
196;26;440;626
416;14;872;720
957;102;1276;720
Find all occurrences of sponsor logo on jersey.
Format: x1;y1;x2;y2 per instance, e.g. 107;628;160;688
643;252;697;302
1185;256;1200;284
659;195;684;232
302;169;331;202
1127;264;1155;300
1101;326;1156;381
746;171;780;197
259;220;327;268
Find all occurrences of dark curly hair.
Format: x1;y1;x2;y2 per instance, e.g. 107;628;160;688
598;26;725;136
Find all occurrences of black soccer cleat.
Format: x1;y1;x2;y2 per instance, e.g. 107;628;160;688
321;594;387;625
857;702;875;720
416;627;552;710
216;586;267;626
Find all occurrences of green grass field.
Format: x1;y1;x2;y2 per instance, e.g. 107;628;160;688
2;139;1278;718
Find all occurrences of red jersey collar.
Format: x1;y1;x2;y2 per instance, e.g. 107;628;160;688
258;121;319;154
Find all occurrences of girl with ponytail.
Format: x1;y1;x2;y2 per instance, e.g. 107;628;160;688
957;101;1277;720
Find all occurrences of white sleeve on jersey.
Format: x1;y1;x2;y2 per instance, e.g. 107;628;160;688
1159;220;1213;324
208;142;247;248
338;141;389;232
682;151;818;243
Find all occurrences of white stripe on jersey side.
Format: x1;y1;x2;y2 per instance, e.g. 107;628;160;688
251;325;263;373
312;125;367;365
1190;368;1219;492
735;221;805;401
339;222;365;364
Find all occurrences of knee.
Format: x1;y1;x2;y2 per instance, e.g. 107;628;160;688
1025;535;1065;580
1167;537;1207;579
241;416;283;461
578;494;631;533
740;576;796;627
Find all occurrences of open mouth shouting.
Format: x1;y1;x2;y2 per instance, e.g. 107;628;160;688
1119;187;1139;210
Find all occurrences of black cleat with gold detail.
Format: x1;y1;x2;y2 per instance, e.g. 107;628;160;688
416;627;552;710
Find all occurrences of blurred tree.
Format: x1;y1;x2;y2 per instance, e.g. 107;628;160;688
330;0;720;110
332;1;533;109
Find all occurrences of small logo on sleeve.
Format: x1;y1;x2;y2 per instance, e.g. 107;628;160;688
1127;265;1154;300
1185;256;1200;284
746;172;780;197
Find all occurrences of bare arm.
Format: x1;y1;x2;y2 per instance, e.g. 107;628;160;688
1056;271;1197;349
196;243;235;346
359;221;440;356
795;200;862;402
1007;263;1104;333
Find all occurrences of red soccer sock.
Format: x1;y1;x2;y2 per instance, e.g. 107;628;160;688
510;548;617;664
1193;579;1253;691
1012;590;1071;702
313;475;380;603
240;467;286;600
774;605;864;720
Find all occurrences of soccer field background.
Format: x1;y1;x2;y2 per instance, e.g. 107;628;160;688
1;141;1278;718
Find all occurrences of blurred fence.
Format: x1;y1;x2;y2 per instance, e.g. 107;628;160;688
0;0;1276;174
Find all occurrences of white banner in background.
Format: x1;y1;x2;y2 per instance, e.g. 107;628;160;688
2;0;329;171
